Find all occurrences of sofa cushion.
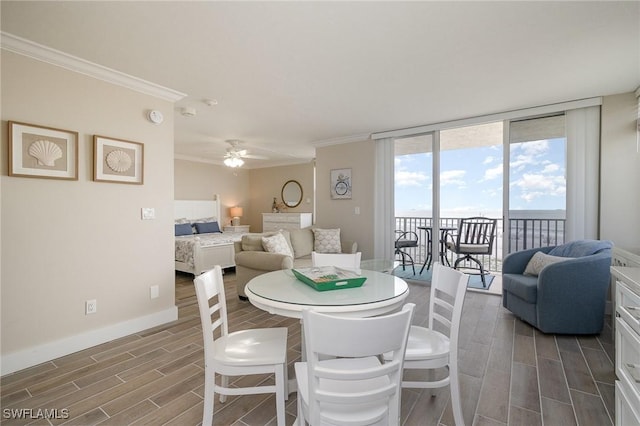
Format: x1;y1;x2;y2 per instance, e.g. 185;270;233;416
262;233;294;258
312;228;342;253
503;273;539;303
289;228;314;259
242;233;268;251
523;252;570;276
548;239;613;257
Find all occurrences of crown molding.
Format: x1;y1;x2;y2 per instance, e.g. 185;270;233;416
1;32;186;102
311;133;372;147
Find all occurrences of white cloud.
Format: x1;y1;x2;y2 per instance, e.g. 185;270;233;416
483;156;494;165
395;170;429;187
440;170;466;187
513;173;566;202
483;163;503;181
542;163;560;173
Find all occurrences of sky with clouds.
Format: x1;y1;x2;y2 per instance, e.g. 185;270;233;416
395;138;566;218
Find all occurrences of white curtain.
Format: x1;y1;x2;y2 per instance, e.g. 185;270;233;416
565;105;601;240
373;138;395;261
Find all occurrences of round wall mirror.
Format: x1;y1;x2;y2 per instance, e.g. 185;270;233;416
281;180;303;208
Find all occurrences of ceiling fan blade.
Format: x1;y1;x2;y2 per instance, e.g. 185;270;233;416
242;154;270;160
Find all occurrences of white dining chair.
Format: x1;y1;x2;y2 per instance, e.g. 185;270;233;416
311;251;362;270
385;262;469;426
294;303;415;426
194;265;288;426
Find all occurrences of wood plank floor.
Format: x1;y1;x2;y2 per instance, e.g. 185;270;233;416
1;270;615;426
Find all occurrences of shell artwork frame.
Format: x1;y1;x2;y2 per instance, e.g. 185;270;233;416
93;135;144;184
8;121;79;180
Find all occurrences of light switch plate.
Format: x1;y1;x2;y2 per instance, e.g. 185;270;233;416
141;207;155;220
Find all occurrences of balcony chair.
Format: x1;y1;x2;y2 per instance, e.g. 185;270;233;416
194;266;288;426
445;217;497;287
295;303;415;426
502;239;613;334
384;263;469;426
395;230;419;274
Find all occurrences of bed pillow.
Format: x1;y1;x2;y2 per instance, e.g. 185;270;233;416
262;233;294;258
523;251;571;276
175;223;193;236
194;221;221;234
175;217;190;224
312;228;342;253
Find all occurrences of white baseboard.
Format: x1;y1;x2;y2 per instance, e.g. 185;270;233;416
1;307;178;376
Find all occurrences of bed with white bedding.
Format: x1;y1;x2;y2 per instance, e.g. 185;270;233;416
174;196;247;275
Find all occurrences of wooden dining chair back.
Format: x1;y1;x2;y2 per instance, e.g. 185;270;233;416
295;304;415;426
194;266;288;426
386;263;469;425
311;251;362;270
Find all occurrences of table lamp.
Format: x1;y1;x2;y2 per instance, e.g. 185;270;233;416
230;206;243;226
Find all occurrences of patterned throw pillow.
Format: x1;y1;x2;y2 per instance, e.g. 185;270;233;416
523;251;570;276
262;233;294;258
312;228;342;253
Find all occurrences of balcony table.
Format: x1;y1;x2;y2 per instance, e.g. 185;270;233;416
417;225;457;273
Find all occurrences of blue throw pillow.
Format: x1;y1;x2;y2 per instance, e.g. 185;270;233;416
194;221;222;234
175;223;193;236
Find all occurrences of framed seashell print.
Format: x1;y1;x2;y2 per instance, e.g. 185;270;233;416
93;135;144;184
8;121;79;180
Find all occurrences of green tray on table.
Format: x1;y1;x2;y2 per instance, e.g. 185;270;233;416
292;266;367;291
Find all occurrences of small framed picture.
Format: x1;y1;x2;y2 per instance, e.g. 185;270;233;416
93;135;144;184
330;168;352;199
8;121;78;180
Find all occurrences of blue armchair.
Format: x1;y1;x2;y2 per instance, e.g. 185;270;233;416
502;240;613;334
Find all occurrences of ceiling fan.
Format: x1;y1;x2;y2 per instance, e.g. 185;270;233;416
223;140;269;167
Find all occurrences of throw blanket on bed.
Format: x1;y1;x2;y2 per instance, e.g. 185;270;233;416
175;232;243;268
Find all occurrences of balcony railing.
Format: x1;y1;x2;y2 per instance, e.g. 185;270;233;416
395;216;566;273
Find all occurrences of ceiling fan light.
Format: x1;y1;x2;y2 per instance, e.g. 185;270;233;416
224;157;244;168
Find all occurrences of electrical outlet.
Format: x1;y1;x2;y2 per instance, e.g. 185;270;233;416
85;299;97;315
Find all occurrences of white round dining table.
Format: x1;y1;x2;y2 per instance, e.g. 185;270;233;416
244;268;410;319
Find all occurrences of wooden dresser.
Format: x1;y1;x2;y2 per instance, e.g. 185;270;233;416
262;212;312;232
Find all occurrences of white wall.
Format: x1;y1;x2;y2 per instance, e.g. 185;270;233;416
601;92;640;248
248;163;315;232
1;52;177;375
174;159;251;226
315;140;375;259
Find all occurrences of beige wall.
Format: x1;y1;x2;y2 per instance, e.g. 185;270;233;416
174;159;250;226
248;163;314;232
600;92;640;248
1;52;177;374
315;140;376;259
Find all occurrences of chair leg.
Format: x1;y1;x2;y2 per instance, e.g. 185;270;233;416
275;364;286;426
466;255;487;288
219;375;228;403
449;362;465;426
203;367;215;426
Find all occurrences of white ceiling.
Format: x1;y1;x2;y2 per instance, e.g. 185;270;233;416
2;1;639;168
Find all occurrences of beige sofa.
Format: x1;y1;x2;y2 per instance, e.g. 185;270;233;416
234;227;358;299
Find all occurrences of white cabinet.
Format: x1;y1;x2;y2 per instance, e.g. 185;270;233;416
262;213;312;232
612;251;640;426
